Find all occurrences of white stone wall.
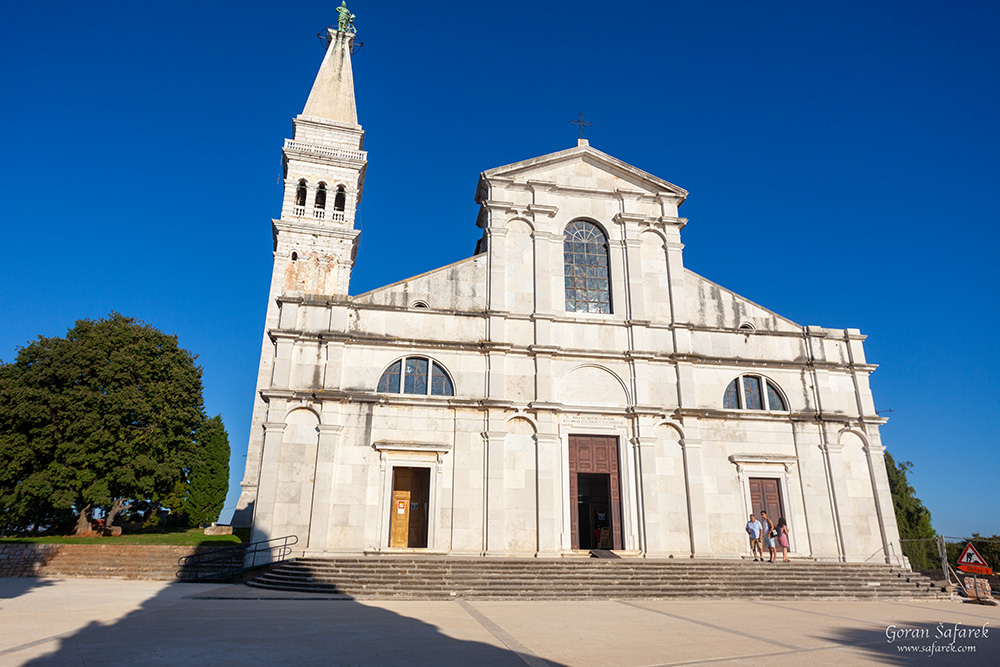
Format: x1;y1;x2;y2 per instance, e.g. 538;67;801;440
240;136;902;565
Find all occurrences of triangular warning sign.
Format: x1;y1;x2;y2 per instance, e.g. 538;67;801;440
958;542;989;567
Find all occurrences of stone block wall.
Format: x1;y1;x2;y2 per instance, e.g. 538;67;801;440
0;543;223;580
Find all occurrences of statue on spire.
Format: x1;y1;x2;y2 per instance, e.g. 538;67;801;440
336;2;356;34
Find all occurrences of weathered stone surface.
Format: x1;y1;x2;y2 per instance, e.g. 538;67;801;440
233;28;902;569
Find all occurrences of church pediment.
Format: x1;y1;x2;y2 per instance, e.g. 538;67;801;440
478;141;688;202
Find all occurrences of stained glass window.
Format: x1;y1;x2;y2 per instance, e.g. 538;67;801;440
723;379;740;409
742;376;763;410
724;375;788;411
377;357;454;396
403;357;428;394
377;360;401;392
431;362;453;396
563;220;611;314
766;381;786;411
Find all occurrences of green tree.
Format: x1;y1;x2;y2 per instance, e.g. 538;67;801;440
0;314;217;535
946;534;1000;572
182;414;230;526
885;451;936;568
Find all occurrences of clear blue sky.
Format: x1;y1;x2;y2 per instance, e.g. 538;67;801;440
2;1;997;537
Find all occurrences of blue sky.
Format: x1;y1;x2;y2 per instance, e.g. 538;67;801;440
2;1;997;537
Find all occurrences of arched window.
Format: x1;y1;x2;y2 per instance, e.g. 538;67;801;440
564;220;611;314
334;185;346;212
315;182;327;210
723;375;788;411
295;179;307;207
377;357;454;396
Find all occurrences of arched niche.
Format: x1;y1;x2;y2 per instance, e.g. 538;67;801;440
557;365;629;408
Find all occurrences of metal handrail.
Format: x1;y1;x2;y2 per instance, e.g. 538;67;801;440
176;534;299;582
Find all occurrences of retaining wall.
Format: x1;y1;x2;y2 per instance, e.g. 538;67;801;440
0;543;226;580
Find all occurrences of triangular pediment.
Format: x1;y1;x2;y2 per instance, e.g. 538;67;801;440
480;143;688;201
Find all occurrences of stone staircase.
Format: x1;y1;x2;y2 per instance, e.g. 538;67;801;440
246;557;949;600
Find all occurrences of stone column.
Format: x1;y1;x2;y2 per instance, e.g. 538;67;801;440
863;436;902;565
535;431;562;556
249;422;287;563
820;438;852;561
680;438;712;557
608;235;628;319
483;429;507;556
307;424;343;551
486;225;508;312
634;434;658;555
532;230;556;315
622;237;647;322
271;338;294;389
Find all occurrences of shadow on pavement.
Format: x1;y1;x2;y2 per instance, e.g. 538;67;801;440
20;582;567;666
820;619;997;665
0;577;55;600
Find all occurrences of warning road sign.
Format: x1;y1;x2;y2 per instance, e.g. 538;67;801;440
957;542;993;575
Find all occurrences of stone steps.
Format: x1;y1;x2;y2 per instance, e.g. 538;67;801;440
246;557;949;600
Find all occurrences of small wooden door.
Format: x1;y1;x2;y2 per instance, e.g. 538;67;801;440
749;477;785;525
569;436;623;550
389;467;429;548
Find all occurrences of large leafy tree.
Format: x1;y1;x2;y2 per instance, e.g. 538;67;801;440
885;451;936;568
0;314;223;535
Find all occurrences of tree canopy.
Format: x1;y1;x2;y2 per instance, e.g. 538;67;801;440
182;414;230;526
885;451;936;568
0;314;228;535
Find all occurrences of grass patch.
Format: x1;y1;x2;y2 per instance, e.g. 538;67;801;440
0;527;242;546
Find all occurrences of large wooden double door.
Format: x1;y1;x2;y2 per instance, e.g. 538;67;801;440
389;467;429;548
569;435;623;550
749;477;785;526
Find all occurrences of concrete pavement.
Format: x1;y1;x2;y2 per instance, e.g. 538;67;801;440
0;578;997;665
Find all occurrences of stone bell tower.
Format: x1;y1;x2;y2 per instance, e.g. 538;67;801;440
232;20;365;527
276;26;366;297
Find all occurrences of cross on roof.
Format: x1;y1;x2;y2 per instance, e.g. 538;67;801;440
569;113;594;139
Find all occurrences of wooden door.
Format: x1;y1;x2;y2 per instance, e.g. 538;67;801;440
389;467;429;548
568;435;622;550
748;477;785;525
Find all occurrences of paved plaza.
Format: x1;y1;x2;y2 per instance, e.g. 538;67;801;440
0;578;997;665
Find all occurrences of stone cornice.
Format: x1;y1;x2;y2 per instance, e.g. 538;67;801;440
265;328;878;374
296;299;861;343
728;454;798;466
674;407;883;424
527;204;559;217
273;219;360;240
612;212;647;225
373;440;452;454
257;388;882;425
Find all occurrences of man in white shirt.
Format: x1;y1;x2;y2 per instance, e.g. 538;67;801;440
745;514;763;562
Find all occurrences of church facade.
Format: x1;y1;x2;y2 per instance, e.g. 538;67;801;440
233;25;904;563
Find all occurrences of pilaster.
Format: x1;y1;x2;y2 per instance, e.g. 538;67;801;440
680;438;712;557
483;429;507;555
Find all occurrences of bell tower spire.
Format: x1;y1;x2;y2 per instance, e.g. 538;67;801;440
302;27;358;125
274;16;366;298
